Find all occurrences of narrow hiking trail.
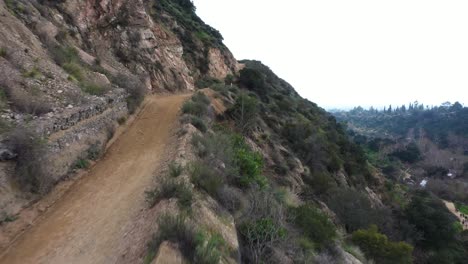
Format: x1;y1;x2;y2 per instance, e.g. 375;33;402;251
0;94;190;264
444;200;468;230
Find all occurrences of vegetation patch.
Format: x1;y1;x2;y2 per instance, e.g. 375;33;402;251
73;159;90;170
292;204;337;248
190;161;223;197
455;202;468;215
351;225;413;264
0;212;17;225
182;92;210;117
168;161;183;177
8;127;47;193
111;74;146;114
189;116;207;133
80;81;108;96
22;66;42;79
145;178;192;211
0;47;8;58
145;214;227;264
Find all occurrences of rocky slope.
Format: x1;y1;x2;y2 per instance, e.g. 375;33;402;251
0;0;238;217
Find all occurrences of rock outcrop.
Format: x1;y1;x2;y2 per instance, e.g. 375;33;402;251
0;0;238;214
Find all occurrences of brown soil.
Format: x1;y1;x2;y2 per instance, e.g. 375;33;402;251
0;94;190;264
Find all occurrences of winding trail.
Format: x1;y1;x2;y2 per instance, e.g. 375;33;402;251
0;94;190;264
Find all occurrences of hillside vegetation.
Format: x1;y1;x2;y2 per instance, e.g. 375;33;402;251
153;60;442;264
1;0;467;263
333;103;468;263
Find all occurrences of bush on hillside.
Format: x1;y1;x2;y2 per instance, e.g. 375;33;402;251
405;190;459;249
195;77;222;89
293;204;337;248
391;143;422;163
145;178;192;210
238;68;266;92
351;225;413;264
327;188;390;232
145;214;226;264
182;93;210;117
112;74;147;114
226;93;259;134
190;161;224;197
8;127;47;193
189;116;207;132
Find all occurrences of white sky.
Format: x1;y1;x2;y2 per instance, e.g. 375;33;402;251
192;0;468;110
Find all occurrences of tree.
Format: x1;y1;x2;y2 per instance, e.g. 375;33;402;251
227;93;259;134
351;225;413;264
401;105;407;112
405;190;458;249
390;143;421;163
238;68;266;91
451;101;463;111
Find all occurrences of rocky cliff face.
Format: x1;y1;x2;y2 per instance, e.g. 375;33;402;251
0;0;238;214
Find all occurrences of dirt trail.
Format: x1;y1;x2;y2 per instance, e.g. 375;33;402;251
0;94;190;264
443;200;468;230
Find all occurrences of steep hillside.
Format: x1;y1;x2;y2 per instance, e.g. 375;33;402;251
153;61;422;264
0;0;237;217
1;1;464;264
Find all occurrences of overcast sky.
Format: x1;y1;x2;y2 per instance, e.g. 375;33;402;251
192;0;468;110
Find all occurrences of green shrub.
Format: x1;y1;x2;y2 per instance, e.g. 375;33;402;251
111;74;147;114
327;188;388;232
5;0;25;15
74;159;90;169
351;225;413;264
195;77;222;89
0;47;7;58
63;62;84;81
303;171;336;196
169;161;183;177
190;162;224;196
50;45;80;66
182;101;208;117
239;218;287;263
293;204;336;248
226;93;259;134
194;232;226;264
2;86;51;115
145;214;226;264
145;179;192;210
146;214;196;264
80;82;108;96
192;92;210;105
190;116;207;132
0;212;17;225
22;66;42;79
8;128;48;193
87;144;101;161
117;117;127;125
455;202;468;215
235;146;265;188
191;132;236;168
195;30;214;44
